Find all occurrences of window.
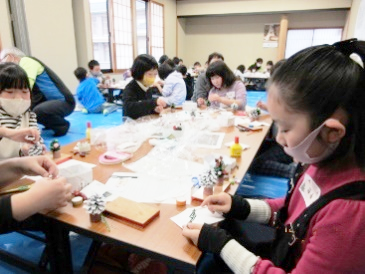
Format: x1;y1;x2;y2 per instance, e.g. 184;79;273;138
110;0;133;70
136;0;148;55
89;0;164;72
149;2;164;61
285;28;343;58
89;0;111;70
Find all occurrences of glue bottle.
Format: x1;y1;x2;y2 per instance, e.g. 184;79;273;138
230;136;242;157
86;121;92;142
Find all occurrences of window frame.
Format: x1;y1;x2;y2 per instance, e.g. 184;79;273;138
148;1;165;61
89;0;165;73
285;27;343;59
108;0;134;73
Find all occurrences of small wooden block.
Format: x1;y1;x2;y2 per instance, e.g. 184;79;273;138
105;197;160;228
46;153;73;164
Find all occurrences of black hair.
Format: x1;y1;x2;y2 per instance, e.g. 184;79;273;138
88;60;100;70
172;57;180;65
256;58;263;63
74;67;87;81
236;65;246;73
158;55;168;65
207;52;224;64
164;59;175;68
269;39;365;169
0;63;30;92
131;54;158;81
270;59;286;76
194;62;201;67
176;65;187;76
206;61;236;88
266;60;274;66
158;63;174;80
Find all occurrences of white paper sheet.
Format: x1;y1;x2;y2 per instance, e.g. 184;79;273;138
105;173;193;204
23;159;96;182
193;132;225;149
170;206;224;228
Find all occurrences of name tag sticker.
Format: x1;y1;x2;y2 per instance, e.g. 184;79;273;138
299;174;321;207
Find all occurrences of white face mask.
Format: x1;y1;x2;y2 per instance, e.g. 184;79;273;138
256;63;262;67
90;70;102;77
283;122;339;164
0;98;30;117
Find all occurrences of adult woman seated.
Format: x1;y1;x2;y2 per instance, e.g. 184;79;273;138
199;61;247;110
122;54;166;119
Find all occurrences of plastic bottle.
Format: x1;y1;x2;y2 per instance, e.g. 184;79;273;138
230;136;242;157
86;121;92;142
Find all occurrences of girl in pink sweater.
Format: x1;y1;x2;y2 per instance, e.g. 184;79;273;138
183;39;365;273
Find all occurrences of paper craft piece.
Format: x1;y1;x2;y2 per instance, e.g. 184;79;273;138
105;197;160;228
170;206;224;228
194;132;225;149
224;141;250;150
59;161;94;191
81;180;116;201
191;181;231;202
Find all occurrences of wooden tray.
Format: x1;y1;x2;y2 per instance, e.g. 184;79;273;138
105;197;160;228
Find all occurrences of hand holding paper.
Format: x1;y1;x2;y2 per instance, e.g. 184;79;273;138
170;206;224;228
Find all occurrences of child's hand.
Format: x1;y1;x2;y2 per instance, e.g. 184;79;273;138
154;105;164;113
21;144;31;156
182;223;204;246
201;192;232;214
11;176;72;221
156;97;167;108
197;98;206;106
208;93;221;103
27;176;72;212
256;101;268;111
16;155;59;178
3;128;40;144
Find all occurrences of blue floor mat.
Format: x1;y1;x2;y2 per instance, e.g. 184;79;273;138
246;91;267;108
41;108;124;148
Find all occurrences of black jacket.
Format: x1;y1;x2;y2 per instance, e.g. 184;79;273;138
122;79;158;119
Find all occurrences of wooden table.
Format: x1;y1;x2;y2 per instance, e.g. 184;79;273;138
42;114;272;273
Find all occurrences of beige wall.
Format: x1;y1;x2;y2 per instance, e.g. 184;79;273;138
0;0;13;48
345;0;362;39
177;18;186;60
179;10;347;70
24;0;78;92
73;0;94;69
